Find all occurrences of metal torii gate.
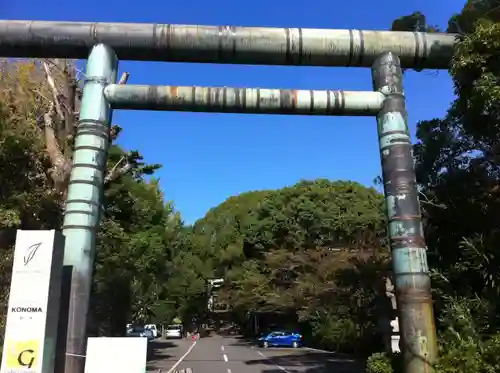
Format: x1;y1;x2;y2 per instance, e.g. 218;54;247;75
0;20;457;373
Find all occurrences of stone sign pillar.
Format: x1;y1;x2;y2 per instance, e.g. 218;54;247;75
1;230;64;373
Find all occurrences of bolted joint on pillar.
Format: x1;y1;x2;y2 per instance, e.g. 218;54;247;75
372;52;406;96
372;52;438;373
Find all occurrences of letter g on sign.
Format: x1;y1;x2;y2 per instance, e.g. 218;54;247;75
5;340;39;370
17;349;35;368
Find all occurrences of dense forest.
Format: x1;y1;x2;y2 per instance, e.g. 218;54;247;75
1;1;500;372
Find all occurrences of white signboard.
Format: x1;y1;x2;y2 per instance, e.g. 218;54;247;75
1;230;64;373
85;338;148;373
391;335;401;353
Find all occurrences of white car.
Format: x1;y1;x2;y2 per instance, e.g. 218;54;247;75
144;324;158;338
165;325;182;339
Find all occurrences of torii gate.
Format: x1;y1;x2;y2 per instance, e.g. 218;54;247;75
0;20;457;373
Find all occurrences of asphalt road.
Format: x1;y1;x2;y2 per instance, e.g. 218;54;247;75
147;335;364;373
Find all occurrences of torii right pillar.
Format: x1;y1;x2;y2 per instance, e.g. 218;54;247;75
372;52;438;373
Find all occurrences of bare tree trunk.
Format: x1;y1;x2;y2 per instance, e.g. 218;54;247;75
41;61;133;196
42;102;71;197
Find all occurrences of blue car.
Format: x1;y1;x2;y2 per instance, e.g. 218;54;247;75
257;331;303;348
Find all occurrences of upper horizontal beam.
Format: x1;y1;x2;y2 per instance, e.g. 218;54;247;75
0;20;457;69
104;84;384;116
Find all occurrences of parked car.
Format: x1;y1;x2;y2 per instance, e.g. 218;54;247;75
257;331;303;348
144;324;158;338
126;326;154;341
165;324;183;339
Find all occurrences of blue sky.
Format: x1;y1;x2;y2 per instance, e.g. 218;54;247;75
3;0;463;224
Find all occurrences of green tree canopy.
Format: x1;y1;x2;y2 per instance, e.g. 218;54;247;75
193;179;389;353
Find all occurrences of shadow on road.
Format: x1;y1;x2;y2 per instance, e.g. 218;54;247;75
228;341;254;347
226;337;254;347
245;351;365;373
216;325;241;337
147;340;176;363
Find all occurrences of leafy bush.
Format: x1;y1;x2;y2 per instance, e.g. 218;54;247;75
365;352;403;373
432;296;500;372
434;334;500;372
310;312;359;353
366;353;393;373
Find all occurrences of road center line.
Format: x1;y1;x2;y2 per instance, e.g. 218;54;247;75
166;340;197;373
227;369;232;373
223;354;228;362
221;345;225;351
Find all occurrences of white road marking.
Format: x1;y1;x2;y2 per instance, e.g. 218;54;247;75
302;347;355;361
227;369;232;373
166;341;197;373
303;347;332;353
257;350;291;373
223;354;228;362
221;345;225;351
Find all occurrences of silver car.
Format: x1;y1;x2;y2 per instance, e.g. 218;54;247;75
165;324;183;339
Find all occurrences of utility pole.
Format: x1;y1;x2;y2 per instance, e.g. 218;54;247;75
372;52;438;373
